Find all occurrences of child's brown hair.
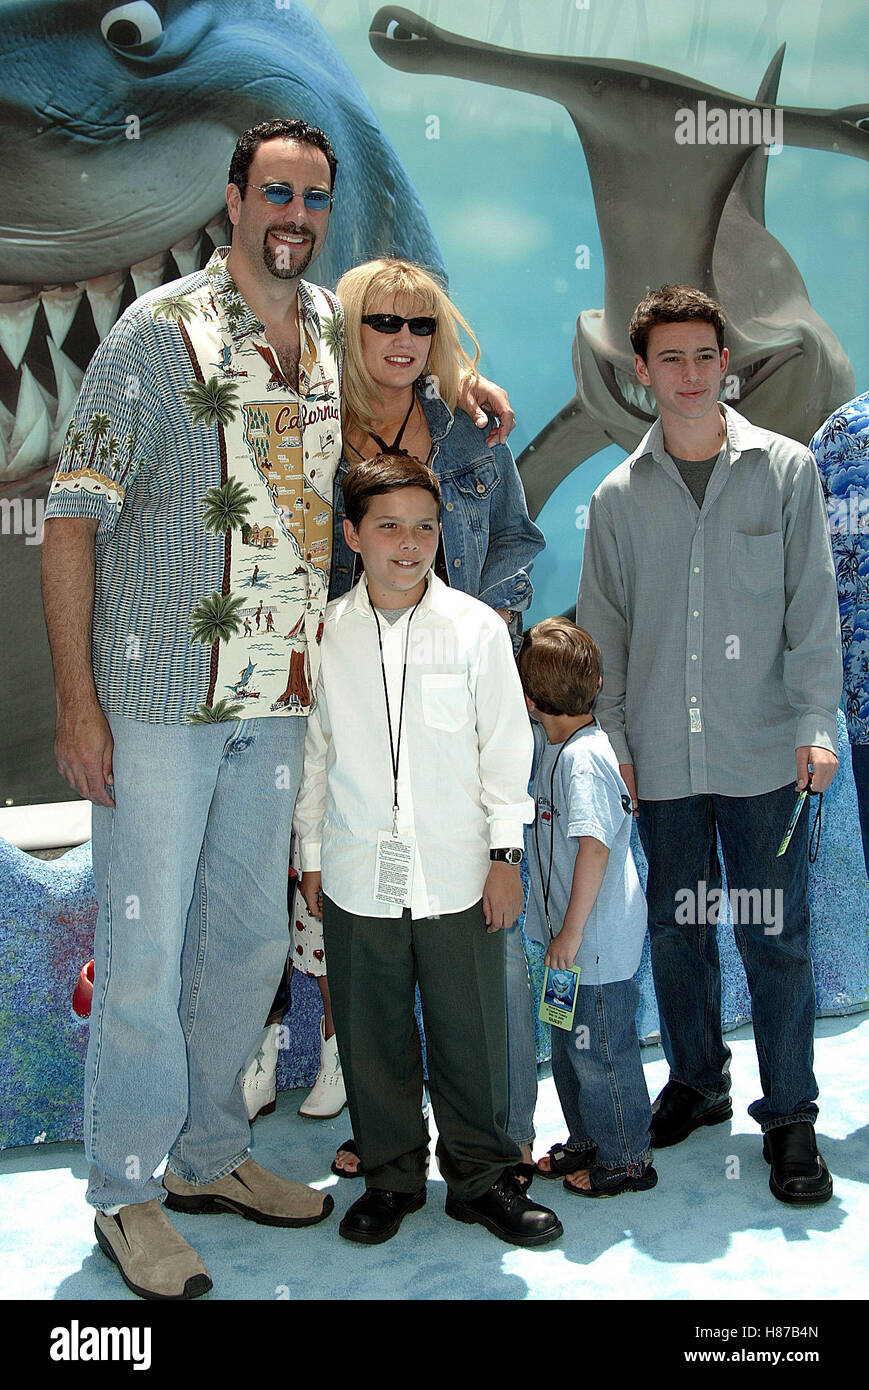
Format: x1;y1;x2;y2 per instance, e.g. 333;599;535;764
517;617;601;716
342;452;441;528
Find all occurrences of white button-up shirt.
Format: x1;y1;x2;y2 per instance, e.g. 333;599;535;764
294;573;534;919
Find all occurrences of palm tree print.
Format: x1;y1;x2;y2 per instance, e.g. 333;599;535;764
86;413;112;469
185;698;246;724
64;427;85;471
182;374;243;703
151;294;197;326
202;478;256;537
321;311;345;362
190;592;247;647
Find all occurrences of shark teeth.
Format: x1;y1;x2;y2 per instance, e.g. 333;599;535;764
0;290;41;370
6;365;52;480
1;211;232;480
613;367;657;415
40;284;84;347
86;271;127;341
170;231;202;277
130;250;169;299
46;339;85;436
205;214;231;248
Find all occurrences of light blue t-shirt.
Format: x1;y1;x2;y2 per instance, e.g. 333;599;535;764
524;720;647;985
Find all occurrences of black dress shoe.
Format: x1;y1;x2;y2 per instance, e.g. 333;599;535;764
445;1168;563;1247
763;1122;833;1206
649;1078;732;1148
339;1186;426;1244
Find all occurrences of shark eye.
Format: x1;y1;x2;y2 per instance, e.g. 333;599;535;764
100;2;163;51
385;18;422;41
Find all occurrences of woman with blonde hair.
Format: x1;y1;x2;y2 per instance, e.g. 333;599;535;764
293;257;544;1186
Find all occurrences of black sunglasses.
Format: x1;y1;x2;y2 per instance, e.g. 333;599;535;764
361;313;437;336
251;182;332;210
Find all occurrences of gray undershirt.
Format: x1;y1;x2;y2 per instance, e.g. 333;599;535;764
669;451;721;509
373;606;407;625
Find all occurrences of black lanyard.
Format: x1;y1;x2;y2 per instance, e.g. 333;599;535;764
532;723;593;940
371;595;424;836
368;395;417;455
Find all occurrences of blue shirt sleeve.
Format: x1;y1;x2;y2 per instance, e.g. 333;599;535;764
564;746;628;848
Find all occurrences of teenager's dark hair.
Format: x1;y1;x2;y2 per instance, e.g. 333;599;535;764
517;618;601;717
629;284;726;360
342;453;441;528
228;120;338;197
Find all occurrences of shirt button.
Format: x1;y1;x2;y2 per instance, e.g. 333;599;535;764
693;610;699;617
691;654;698;661
453;558;462;568
691;696;697;703
446;502;454;511
476;481;486;494
693;567;700;574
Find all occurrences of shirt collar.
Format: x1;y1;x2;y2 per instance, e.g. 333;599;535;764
336;569;447;625
204;247;321;343
630;402;766;470
417;377;454;443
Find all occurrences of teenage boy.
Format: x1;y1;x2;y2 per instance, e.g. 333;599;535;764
518;618;656;1197
576;285;842;1205
294;453;563;1247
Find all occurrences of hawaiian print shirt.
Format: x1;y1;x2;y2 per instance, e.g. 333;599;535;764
44;249;344;724
811;391;869;744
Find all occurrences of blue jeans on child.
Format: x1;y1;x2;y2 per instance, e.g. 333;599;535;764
85;713;305;1210
550;975;651;1169
637;783;818;1131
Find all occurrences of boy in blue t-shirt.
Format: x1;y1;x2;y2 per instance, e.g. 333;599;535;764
518;617;656;1196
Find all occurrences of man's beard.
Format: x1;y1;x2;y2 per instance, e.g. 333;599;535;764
263;227;316;280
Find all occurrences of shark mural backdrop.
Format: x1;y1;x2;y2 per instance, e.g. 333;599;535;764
1;0;867;802
1;0;867;1147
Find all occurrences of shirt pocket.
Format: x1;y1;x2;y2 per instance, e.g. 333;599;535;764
420;673;469;732
730;531;783;596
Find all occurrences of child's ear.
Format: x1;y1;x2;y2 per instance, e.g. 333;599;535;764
524;693;536;714
597;676;603;692
343;517;361;554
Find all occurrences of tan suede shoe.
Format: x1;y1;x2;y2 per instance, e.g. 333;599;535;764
94;1200;212;1300
163;1158;334;1227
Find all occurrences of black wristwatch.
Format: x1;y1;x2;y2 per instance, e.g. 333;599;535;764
490;848;523;865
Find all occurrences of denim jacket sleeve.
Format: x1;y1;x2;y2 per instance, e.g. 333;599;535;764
329;458;356;601
434;407;545;618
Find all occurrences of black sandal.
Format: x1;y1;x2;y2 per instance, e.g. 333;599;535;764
534;1141;597;1179
330;1137;364;1179
563;1162;658;1197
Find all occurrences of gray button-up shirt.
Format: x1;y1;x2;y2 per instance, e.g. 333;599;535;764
576;405;842;800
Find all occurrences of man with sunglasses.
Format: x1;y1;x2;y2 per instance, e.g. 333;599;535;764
42;117;516;1299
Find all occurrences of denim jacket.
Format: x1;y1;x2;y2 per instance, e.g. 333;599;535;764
330;380;545;635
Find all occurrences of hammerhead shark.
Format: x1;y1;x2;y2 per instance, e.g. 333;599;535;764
371;6;869;515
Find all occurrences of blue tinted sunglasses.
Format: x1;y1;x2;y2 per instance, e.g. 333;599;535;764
251;182;332;210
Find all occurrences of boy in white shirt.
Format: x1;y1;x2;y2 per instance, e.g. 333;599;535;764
518;618;656;1197
294;452;562;1247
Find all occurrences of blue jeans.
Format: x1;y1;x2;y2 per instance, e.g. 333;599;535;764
637;783;818;1131
851;742;869;878
85;713;305;1210
504;921;537;1145
550;976;651;1169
